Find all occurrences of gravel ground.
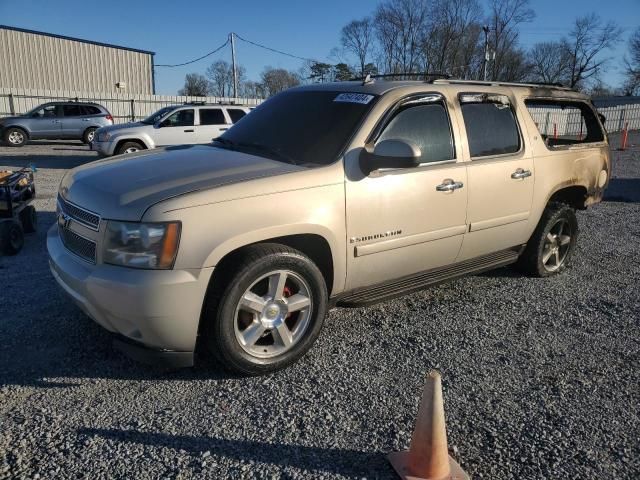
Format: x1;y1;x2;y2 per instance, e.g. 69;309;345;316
0;136;638;480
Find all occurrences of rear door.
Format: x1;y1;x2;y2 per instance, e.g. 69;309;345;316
27;104;62;138
196;107;229;143
154;108;196;146
61;104;88;139
455;92;534;261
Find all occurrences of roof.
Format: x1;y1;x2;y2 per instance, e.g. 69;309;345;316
0;25;155;56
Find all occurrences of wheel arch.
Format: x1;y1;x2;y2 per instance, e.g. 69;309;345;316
547;184;589;210
3;124;30;138
114;136;150;152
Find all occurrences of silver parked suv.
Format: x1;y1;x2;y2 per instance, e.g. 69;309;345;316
0;101;113;146
92;102;251;156
48;79;610;375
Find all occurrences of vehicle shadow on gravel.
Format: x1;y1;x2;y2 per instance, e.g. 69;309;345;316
603;178;640;203
78;427;385;477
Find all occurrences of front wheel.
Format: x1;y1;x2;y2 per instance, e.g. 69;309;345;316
203;244;328;375
4;127;27;147
116;141;144;155
516;202;578;277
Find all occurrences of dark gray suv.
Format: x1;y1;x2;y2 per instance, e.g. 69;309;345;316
0;102;114;147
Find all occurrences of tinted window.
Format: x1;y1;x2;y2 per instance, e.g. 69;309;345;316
227;108;246;123
378;102;454;163
142;106;176;125
199;108;226;125
63;105;84;117
83;105;101;115
32;105;58;118
460;95;520;157
162;109;194;127
220;90;377;166
525;100;604;147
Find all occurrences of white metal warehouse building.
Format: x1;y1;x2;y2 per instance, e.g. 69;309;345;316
0;25;155;94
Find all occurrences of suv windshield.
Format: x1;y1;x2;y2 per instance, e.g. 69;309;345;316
217;90;377;166
141;106;177;125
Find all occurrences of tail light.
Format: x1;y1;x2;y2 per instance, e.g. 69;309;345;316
105;114;113;122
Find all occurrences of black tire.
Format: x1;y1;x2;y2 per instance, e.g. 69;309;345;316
4;127;27;147
116;141;144;155
0;220;25;255
516;202;578;277
82;127;97;144
203;243;328;375
19;205;37;233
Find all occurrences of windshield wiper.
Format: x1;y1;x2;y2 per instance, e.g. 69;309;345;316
214;139;297;165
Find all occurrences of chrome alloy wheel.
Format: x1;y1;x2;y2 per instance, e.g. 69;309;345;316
542;218;572;272
234;270;312;359
8;130;24;145
87;130;96;142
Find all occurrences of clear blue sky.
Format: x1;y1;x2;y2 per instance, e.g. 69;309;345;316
1;0;638;94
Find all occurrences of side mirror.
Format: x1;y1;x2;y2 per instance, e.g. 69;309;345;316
359;139;421;175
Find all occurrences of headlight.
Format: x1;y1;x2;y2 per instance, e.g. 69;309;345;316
103;221;181;269
97;131;111;142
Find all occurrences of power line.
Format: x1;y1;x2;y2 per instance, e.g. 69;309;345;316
155;39;230;67
233;32;319;63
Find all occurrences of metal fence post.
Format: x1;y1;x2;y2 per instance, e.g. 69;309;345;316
544;112;550;136
618;109;626;133
130;99;135;122
8;93;15;115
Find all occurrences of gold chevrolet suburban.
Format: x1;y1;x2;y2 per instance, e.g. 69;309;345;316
47;79;610;375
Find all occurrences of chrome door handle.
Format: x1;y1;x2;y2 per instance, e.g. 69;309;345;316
220;128;229;131
184;129;194;132
436;179;464;192
82;118;90;122
511;168;532;179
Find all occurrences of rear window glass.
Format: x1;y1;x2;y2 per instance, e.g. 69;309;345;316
525;100;604;147
82;105;101;115
199;108;226;125
378;100;454;163
62;105;84;117
459;93;520;157
227;108;246;123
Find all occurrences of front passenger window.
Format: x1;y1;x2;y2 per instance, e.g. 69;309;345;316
377;101;455;164
162;109;194;127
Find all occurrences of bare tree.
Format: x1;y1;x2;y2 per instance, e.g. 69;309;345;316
566;14;623;89
374;0;430;73
623;27;640;94
486;0;535;81
341;17;375;76
260;67;301;97
178;73;209;96
527;41;572;84
206;60;246;97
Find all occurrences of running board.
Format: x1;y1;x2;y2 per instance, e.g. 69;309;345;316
335;248;521;307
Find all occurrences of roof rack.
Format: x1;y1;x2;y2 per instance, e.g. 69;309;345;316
183;100;241;106
351;72;451;85
431;78;573;91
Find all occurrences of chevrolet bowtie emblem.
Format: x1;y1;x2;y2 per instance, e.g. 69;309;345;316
58;212;72;229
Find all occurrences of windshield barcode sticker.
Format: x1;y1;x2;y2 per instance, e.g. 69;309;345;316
334;93;375;104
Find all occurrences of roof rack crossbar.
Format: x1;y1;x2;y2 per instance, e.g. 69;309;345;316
351;72;451;84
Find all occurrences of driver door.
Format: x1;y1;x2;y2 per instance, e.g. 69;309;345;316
155;108;196;146
344;94;468;290
28;104;62;138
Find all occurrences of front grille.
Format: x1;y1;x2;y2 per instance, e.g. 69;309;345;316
58;196;101;230
59;227;97;263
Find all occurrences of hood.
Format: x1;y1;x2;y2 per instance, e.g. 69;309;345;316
97;121;146;133
60;145;302;221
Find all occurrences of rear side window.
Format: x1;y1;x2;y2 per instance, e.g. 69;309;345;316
82;105;101;115
377;97;455;164
199;108;226;125
459;93;520;158
227;108;246;123
525;100;604;148
62;105;84;117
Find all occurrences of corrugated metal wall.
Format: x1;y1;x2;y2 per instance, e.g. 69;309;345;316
0;28;154;94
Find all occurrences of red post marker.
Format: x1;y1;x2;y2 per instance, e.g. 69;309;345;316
620;122;629;151
553;123;558;140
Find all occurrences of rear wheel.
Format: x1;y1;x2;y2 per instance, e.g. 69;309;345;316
203;243;328;375
516;202;578;277
82;127;97;144
4;127;27;147
0;220;25;255
19;205;37;233
116;141;144;155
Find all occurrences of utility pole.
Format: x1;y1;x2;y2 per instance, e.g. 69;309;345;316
482;25;490;81
230;32;238;99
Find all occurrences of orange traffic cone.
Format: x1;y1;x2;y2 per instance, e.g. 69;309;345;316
387;371;470;480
